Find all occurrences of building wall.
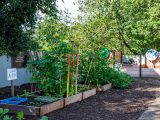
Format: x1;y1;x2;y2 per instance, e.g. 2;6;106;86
0;55;31;88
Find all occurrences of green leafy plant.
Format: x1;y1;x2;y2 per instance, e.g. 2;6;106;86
0;108;12;120
0;108;25;120
78;85;92;92
79;52;112;86
28;51;67;97
3;115;12;120
21;90;30;97
79;51;133;89
34;96;60;103
28;42;77;97
26;101;44;107
109;71;133;89
17;112;24;120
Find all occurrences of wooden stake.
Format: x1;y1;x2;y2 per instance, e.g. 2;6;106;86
11;80;14;97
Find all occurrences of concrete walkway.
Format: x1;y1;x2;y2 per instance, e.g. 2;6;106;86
138;98;160;120
138;89;160;120
122;65;160;120
121;65;160;78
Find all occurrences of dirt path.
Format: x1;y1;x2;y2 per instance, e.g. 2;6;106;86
19;78;160;120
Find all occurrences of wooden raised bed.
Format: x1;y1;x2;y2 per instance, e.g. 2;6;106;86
40;99;64;116
82;88;96;99
97;83;112;92
0;84;112;116
65;93;82;106
0;99;64;116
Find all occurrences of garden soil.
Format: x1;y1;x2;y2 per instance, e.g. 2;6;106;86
1;78;160;120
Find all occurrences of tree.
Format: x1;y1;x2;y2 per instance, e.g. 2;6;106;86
77;0;160;54
34;17;70;49
0;0;57;56
69;18;120;53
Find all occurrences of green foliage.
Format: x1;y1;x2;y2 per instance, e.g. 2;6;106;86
0;108;11;120
21;90;30;97
69;20;118;53
0;108;25;120
40;116;48;120
34;96;60;103
79;51;111;86
28;51;67;97
25;101;44;107
78;85;92;92
79;51;133;88
76;0;160;54
28;42;76;97
17;112;24;120
0;0;57;56
34;18;70;50
109;71;133;89
3;115;12;120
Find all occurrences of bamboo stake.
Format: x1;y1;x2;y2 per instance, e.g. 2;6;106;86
67;54;70;97
75;54;79;94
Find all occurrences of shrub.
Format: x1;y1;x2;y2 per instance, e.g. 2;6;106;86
79;51;133;89
109;70;133;89
79;52;112;86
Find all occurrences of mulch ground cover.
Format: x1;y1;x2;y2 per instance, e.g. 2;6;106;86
1;78;160;120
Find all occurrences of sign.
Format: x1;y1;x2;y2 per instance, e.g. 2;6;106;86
7;68;17;80
12;55;27;68
145;49;159;61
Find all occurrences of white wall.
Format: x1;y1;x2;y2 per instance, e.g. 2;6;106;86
0;55;31;88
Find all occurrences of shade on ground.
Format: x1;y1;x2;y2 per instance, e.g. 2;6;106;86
121;65;160;78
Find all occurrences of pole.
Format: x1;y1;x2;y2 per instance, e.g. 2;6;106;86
139;55;142;78
67;54;70;97
11;80;14;97
113;51;115;68
72;54;74;94
121;52;123;64
75;54;78;94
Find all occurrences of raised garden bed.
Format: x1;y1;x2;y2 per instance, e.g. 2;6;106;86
65;93;82;106
0;83;112;116
97;83;112;92
82;88;96;99
0;99;64;116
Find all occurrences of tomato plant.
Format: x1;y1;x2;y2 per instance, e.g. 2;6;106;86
28;42;77;97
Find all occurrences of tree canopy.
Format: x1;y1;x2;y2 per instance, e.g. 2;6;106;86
27;0;160;55
77;0;160;54
0;0;57;56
